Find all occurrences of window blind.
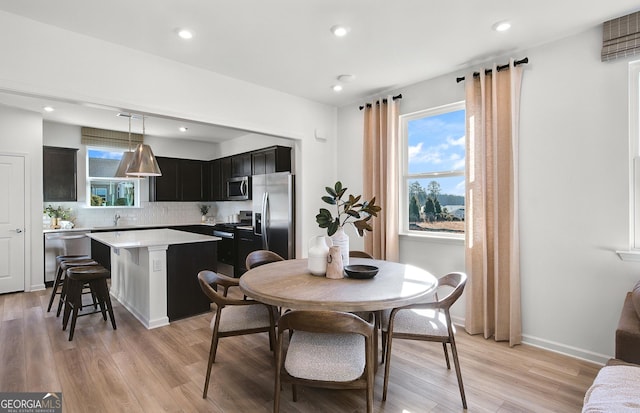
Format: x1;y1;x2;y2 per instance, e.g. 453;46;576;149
81;127;143;149
602;10;640;62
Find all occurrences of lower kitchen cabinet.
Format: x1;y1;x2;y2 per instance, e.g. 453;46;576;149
235;228;262;277
166;241;217;321
90;238;112;271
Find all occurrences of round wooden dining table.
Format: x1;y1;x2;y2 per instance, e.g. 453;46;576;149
239;258;438;312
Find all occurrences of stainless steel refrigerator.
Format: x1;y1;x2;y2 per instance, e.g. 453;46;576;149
252;172;295;259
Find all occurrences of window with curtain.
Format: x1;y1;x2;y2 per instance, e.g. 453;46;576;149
86;147;140;207
400;101;465;237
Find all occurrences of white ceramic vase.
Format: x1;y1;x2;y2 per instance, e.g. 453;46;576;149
308;235;332;276
331;227;349;266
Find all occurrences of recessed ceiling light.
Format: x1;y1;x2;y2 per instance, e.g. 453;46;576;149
492;21;511;32
332;85;343;92
43;106;54;112
330;25;350;37
177;29;194;39
179;126;188;132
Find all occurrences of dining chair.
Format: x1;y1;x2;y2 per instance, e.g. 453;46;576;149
244;250;285;307
197;270;278;399
274;310;375;413
381;272;467;409
245;250;284;270
349;250;374;259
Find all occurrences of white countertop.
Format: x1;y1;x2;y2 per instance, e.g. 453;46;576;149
87;228;221;249
42;222;224;234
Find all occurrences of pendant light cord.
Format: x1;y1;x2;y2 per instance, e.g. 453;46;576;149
127;113;132;152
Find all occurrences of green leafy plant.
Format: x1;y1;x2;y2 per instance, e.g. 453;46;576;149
43;204;72;220
316;181;381;236
199;204;211;215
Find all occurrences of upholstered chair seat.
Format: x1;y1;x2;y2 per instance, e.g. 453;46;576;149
284;332;366;382
210;303;274;332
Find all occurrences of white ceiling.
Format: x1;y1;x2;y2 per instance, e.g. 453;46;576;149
0;0;637;140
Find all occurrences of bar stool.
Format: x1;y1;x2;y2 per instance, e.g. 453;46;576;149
55;258;100;317
46;254;91;312
62;265;116;341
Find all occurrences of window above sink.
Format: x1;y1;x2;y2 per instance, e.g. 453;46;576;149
86;147;140;208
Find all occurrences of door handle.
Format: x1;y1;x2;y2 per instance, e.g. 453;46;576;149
14;229;23;233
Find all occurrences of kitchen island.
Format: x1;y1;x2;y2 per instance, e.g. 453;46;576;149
87;229;220;329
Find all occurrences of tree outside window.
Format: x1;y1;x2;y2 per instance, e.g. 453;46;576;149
401;102;465;236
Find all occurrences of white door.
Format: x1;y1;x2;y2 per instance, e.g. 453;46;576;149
0;155;25;293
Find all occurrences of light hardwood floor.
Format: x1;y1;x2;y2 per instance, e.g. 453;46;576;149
0;288;600;412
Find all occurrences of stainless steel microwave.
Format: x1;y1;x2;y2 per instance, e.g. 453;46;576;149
226;176;251;200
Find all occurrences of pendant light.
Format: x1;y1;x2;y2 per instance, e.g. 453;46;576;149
114;114;135;177
126;115;162;177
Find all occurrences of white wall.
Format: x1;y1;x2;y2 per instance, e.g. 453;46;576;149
338;27;640;363
0;104;44;291
0;10;339;282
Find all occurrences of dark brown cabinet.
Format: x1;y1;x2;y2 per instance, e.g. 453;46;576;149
252;146;291;175
43;146;78;201
167;241;217;321
235;228;262;277
150;157;180;201
149;157;204;201
206;158;224;201
231;153;252;177
180;159;204;201
149;146;292;202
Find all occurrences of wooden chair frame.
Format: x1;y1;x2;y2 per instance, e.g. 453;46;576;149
245;249;285;270
274;310;375;413
349;250;374;259
197;270;278;399
382;272;467;409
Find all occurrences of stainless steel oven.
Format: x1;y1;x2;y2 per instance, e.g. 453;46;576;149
212;227;235;276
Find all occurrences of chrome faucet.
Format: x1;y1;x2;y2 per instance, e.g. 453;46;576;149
114;213;121;226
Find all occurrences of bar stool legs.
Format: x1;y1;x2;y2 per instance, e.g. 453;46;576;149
46;254;90;312
55;258;99;317
62;265;116;341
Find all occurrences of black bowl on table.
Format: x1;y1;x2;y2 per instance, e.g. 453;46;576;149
344;264;379;279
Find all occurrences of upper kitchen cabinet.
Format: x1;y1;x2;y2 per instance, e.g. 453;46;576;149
231;153;252;177
252;146;291;175
207;158;224;201
180;159;204;201
149;156;204;201
43;146;78;202
149;157;179;201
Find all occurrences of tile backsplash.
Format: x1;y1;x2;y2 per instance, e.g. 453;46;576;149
43;200;252;229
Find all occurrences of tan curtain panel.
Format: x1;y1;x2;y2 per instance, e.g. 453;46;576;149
602;10;640;62
464;59;523;347
362;96;400;261
81;127;143;149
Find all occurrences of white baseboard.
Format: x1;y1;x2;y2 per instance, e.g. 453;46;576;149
521;334;610;365
451;315;610;365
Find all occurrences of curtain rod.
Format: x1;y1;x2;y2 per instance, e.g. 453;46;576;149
359;94;403;111
455;57;529;83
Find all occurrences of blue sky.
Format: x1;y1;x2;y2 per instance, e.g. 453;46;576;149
407;109;465;196
88;148;124;160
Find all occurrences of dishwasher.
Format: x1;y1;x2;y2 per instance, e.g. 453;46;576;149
44;231;92;285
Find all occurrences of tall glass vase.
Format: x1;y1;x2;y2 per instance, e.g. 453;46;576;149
331;227;349;266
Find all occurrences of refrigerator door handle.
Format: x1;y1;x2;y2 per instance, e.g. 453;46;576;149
262;192;269;249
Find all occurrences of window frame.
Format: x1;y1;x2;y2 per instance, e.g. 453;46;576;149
85;146;141;208
399;101;466;240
